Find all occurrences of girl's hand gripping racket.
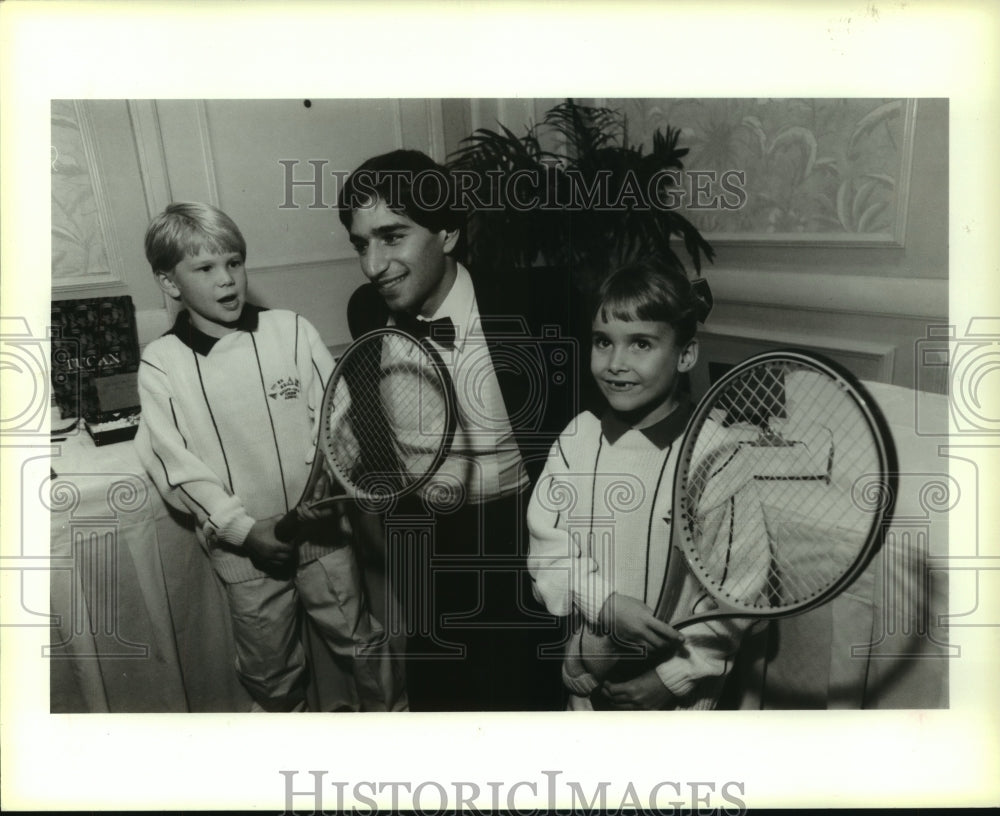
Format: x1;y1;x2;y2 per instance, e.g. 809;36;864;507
587;349;897;683
274;328;457;542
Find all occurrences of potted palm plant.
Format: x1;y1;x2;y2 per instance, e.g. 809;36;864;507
447;99;716;415
447;99;715;299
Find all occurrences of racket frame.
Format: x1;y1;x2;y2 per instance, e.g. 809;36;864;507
275;327;457;541
657;348;898;629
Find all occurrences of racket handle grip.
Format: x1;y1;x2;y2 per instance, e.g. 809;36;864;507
274;509;300;543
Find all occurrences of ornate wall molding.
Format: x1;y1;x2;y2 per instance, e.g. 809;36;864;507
51;101;127;291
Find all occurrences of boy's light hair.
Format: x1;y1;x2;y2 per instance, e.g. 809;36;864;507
595;259;699;345
144;202;247;275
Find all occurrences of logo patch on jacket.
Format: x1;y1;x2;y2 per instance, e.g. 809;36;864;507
269;377;301;400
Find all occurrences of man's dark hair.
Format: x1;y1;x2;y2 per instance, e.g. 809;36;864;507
337;149;465;236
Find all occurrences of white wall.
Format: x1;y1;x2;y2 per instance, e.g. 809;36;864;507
439;98;948;393
55;98;448;351
691;99;948;393
53;98;947;391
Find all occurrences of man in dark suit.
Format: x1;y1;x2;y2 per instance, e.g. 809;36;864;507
337;149;576;711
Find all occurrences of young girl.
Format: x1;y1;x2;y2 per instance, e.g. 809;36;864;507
527;259;754;711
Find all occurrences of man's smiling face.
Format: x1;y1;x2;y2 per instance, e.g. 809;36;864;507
347;197;458;318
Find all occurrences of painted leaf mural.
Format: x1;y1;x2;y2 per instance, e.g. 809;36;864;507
616;98;912;242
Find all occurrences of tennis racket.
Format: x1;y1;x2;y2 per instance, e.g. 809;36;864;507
274;327;457;542
586;349;897;684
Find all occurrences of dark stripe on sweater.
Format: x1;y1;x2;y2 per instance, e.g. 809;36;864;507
556;436;570;470
709;446;742;483
151;445;181;492
294;314;301;367
251;332;289;512
721;495;735;585
549;439;572;536
150;445;211;520
168;397;188;449
643;442;673;605
180;485;214;523
194;349;234;492
588;430;605;559
297;313;328;390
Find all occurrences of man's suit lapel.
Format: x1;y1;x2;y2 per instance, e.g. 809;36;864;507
347;279;533;441
347;283;391;338
475;283;534;444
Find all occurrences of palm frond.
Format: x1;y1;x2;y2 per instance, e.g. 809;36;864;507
446;98;715;292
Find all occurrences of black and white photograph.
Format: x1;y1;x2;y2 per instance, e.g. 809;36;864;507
2;1;998;812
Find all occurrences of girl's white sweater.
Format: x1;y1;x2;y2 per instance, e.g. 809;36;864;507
527;409;757;709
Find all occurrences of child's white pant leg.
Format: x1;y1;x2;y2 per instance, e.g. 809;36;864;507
224;575;309;712
566;692;595;711
562;622;600;698
297;546;407;712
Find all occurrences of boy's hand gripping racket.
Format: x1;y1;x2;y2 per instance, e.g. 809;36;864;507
274;327;457;542
587;349;897;681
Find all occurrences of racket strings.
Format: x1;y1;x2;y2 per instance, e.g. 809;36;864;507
323;334;451;500
684;360;885;612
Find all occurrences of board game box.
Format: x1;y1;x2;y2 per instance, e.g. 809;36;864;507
51;295;142;445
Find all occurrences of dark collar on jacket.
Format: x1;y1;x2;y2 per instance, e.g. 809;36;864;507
601;399;693;450
346;283;391;339
167;303;264;356
346;274;576;487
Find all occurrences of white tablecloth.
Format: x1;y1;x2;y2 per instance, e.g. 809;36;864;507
48;429;358;712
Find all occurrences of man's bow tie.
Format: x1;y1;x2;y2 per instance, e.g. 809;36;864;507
394;314;457;349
